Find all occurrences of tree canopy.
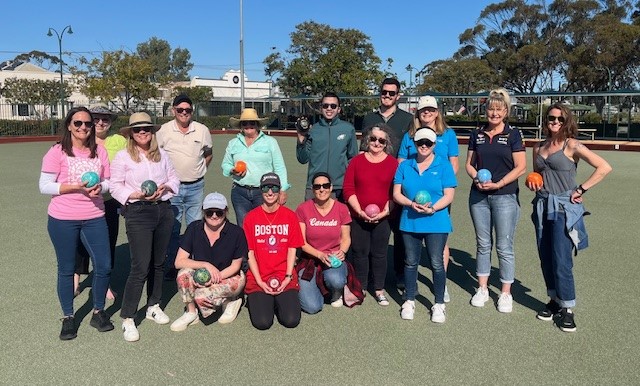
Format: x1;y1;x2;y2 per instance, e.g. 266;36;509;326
136;37;193;82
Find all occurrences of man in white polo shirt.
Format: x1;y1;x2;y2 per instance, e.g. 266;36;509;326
156;94;213;279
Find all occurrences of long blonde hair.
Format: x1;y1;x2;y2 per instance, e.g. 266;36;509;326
127;134;161;163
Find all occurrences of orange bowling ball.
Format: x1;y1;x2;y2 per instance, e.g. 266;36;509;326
526;172;543;186
234;160;247;173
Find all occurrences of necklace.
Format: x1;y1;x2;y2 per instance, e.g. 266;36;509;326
261;204;280;225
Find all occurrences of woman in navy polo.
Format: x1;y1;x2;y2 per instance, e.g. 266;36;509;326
465;88;526;313
170;192;247;332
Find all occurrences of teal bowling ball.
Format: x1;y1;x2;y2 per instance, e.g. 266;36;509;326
81;171;100;188
141;180;158;196
193;268;211;285
329;255;342;268
414;190;431;205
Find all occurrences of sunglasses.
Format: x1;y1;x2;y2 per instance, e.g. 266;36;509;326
380;90;398;97
241;121;258;127
312;183;331;190
93;117;111;123
547;115;565;123
420;107;438;113
205;209;225;218
72;120;94;128
322;103;338;110
415;139;434;148
261;185;281;193
131;127;153;134
369;136;387;145
175;107;193;114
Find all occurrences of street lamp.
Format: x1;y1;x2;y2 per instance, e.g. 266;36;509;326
47;25;73;117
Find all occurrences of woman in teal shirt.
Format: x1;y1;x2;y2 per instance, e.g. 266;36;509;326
222;108;290;226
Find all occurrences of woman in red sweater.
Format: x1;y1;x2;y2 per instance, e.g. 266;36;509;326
343;124;398;305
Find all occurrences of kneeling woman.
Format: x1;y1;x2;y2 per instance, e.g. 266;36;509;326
243;173;304;330
171;193;247;331
296;172;352;313
110;113;180;342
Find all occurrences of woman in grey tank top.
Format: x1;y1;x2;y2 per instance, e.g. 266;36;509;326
528;103;612;333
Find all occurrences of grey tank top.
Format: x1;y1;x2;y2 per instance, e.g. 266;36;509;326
535;140;577;194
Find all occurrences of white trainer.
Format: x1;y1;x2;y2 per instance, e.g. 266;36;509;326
122;318;139;342
330;296;343;308
146;304;170;325
401;300;415;320
218;298;243;324
170;310;199;331
471;287;489;307
497;292;513;313
431;303;446;323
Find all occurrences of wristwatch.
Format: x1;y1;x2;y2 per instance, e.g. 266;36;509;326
285;274;293;279
575;185;587;195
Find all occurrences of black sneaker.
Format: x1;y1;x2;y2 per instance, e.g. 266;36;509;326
558;308;577;332
90;310;115;332
60;316;77;340
536;300;561;321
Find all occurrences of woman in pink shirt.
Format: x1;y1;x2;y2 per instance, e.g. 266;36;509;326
110;112;180;342
39;106;114;340
343;124;398;305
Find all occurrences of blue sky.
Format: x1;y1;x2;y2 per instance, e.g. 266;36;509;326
3;0;493;86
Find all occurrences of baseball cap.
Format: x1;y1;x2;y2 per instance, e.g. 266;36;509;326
417;96;438;110
414;127;437;142
202;192;228;210
173;94;193;106
260;172;281;188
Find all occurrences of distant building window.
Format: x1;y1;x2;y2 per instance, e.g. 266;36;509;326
12;104;31;117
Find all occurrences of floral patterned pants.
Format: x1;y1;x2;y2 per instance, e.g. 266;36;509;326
176;268;245;317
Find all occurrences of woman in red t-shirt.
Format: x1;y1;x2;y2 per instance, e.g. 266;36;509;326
343;124;398;305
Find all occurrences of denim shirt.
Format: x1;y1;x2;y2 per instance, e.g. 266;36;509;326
532;190;589;254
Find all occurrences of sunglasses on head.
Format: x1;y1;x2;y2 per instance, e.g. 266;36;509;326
72;120;94;128
322;103;338;110
93;117;111;123
241;121;258;127
415;139;434;148
205;209;225;218
312;182;331;190
131;126;153;134
369;136;387;145
175;107;193;114
261;185;281;193
547;115;565;123
380;90;398;97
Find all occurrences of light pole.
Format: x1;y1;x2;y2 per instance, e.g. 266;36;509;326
405;64;414;94
47;25;73;117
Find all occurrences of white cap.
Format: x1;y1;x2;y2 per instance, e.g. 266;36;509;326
417;96;438;110
414;128;437;142
202;192;228;209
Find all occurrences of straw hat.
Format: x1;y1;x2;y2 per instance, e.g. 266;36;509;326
229;108;269;129
120;112;160;137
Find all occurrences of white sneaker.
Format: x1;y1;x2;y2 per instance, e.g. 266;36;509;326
218;298;243;324
401;300;415;320
443;286;451;303
330;296;343;308
122;318;139;342
170;310;199;331
146;304;170;325
471;287;489;307
431;303;446;323
497;292;513;313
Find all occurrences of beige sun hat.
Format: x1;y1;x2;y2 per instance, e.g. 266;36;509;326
119;112;160;137
229;108;269;129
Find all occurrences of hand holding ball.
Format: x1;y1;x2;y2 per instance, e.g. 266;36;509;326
141;180;158;196
234;161;247;173
526;172;543;187
81;171;100;188
414;190;431;205
477;169;492;183
193;268;211;285
364;204;380;218
329;255;343;268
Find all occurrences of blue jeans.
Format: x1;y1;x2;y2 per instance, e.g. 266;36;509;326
230;184;263;227
48;216;111;316
121;201;174;318
469;190;520;284
166;179;205;271
402;232;448;303
536;211;576;308
298;264;347;314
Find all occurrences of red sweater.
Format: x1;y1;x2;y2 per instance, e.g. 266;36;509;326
342;153;398;214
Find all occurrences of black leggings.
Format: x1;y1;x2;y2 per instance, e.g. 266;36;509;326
247;290;301;330
350;218;391;291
